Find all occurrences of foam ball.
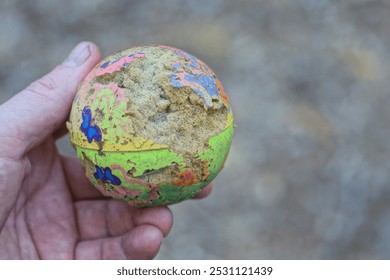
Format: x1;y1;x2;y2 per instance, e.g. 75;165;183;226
67;45;234;207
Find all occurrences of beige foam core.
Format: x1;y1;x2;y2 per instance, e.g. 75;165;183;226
92;46;228;159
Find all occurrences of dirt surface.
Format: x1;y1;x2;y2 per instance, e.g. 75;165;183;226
2;0;390;259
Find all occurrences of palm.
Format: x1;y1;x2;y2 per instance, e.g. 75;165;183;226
0;137;172;259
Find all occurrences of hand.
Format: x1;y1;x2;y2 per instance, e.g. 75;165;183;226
0;42;194;259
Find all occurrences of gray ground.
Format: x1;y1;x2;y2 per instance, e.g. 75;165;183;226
2;0;390;259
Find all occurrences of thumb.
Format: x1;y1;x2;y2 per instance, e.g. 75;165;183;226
0;41;101;159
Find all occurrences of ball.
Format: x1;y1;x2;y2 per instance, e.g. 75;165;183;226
67;45;234;207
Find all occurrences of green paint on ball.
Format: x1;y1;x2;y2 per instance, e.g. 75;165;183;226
199;123;234;173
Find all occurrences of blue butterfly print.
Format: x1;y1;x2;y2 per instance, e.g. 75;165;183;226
80;107;102;143
94;165;121;186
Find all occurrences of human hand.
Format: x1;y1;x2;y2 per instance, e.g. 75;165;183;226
0;42;213;259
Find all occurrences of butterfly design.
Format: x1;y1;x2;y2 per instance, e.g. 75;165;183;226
94;165;121;186
80;107;102;143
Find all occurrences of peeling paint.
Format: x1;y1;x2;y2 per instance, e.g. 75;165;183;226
68;45;234;207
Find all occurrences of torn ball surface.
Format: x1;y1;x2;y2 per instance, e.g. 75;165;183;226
67;45;234;207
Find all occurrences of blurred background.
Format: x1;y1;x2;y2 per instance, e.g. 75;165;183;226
2;0;390;259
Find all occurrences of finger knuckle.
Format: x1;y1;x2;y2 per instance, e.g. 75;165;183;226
25;76;59;103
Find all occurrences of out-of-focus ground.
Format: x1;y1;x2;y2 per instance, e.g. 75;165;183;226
2;0;390;259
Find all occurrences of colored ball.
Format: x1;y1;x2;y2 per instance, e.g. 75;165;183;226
67;45;234;207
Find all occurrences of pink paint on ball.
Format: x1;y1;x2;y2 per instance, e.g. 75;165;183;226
95;53;145;76
93;82;128;107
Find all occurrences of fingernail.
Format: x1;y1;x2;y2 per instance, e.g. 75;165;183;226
63;42;91;67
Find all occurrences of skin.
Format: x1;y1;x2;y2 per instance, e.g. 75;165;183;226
0;42;212;259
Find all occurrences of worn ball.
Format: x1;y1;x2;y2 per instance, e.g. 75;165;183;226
67;45;234;207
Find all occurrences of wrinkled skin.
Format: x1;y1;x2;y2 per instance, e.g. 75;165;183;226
0;42;212;259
